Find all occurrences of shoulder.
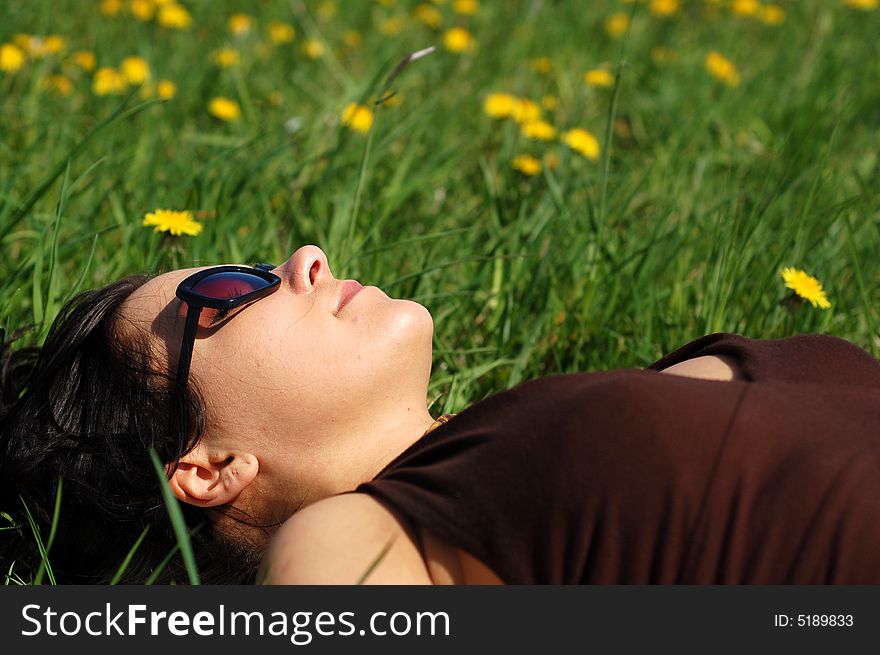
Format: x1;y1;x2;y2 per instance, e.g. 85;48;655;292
259;492;433;585
657;354;744;381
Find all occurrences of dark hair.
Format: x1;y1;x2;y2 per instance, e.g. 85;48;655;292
0;275;263;583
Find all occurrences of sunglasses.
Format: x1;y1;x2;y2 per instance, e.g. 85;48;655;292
174;263;281;391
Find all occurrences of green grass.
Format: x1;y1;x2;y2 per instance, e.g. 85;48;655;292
1;0;879;582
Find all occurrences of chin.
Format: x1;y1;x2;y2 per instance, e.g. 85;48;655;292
384;299;434;366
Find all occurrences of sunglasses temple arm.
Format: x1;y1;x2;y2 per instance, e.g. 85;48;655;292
175;304;202;393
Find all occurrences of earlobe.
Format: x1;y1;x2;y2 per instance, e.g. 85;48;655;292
167;445;259;508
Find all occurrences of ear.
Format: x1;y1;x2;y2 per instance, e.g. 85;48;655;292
167;443;259;508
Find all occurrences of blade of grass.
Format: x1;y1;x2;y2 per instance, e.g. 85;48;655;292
19;496;56;585
34;478;63;585
148;448;200;585
109;525;151;585
355;534;397;585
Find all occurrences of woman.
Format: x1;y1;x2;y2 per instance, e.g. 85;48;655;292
2;245;879;584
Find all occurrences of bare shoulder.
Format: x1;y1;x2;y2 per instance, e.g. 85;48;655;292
657;354;744;381
259;492;433;585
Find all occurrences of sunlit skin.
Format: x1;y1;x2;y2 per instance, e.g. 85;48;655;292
117;245;437;527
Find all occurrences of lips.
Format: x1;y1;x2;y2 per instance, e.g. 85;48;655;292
336;280;364;313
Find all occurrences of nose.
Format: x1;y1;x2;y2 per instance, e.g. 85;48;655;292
282;245;334;294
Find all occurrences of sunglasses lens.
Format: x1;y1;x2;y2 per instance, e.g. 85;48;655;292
192;271;272;299
191;271;274;327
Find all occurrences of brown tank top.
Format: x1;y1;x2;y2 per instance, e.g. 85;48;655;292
353;333;880;583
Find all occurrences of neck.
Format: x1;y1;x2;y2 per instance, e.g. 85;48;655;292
296;401;438;505
358;404;439;482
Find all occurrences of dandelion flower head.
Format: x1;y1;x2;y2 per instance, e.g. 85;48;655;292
157;3;192;30
705;51;741;87
759;5;785;24
71;50;97;71
228;14;254;36
562;128;600;160
781;267;831;309
605;13;629;38
208;96;242;122
267;21;295;44
341;103;374;134
453;0;480;15
443;27;475;53
0;44;26;73
650;0;680;16
212;48;240;67
157;79;177;99
585;69;614;88
142;209;203;237
92;67;128;95
520;120;556;141
512;154;541;176
121;56;150;85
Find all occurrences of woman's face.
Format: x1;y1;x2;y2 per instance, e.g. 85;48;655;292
118;245;435;510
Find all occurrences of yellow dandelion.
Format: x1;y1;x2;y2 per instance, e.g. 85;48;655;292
483;93;519;119
121;56;150;85
512;154;541;176
730;0;759;16
541;95;558;111
267;21;295;45
42;74;73;96
561;128;600;160
705;51;740;87
317;1;337;19
11;34;30;51
454;0;479;15
759;5;785;24
529;57;552;74
212;47;240;67
0;44;26;73
100;0;124;16
781;267;831;309
605;13;629;38
208;97;241;122
545;152;559;169
343;30;362;49
130;0;156;22
512;98;541;124
301;40;325;59
585;68;614;88
157;79;176;99
381;16;408;35
651;46;676;64
268;91;283;107
70;50;96;71
443;27;475;53
521;120;556;141
341;103;374;134
142;209;203;237
41;35;67;55
649;0;679;16
843;0;877;8
157;3;192;29
414;4;444;28
92;67;128;95
379;91;403;107
228;13;253;36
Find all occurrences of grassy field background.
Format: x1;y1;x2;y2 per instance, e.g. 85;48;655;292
1;1;878;426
